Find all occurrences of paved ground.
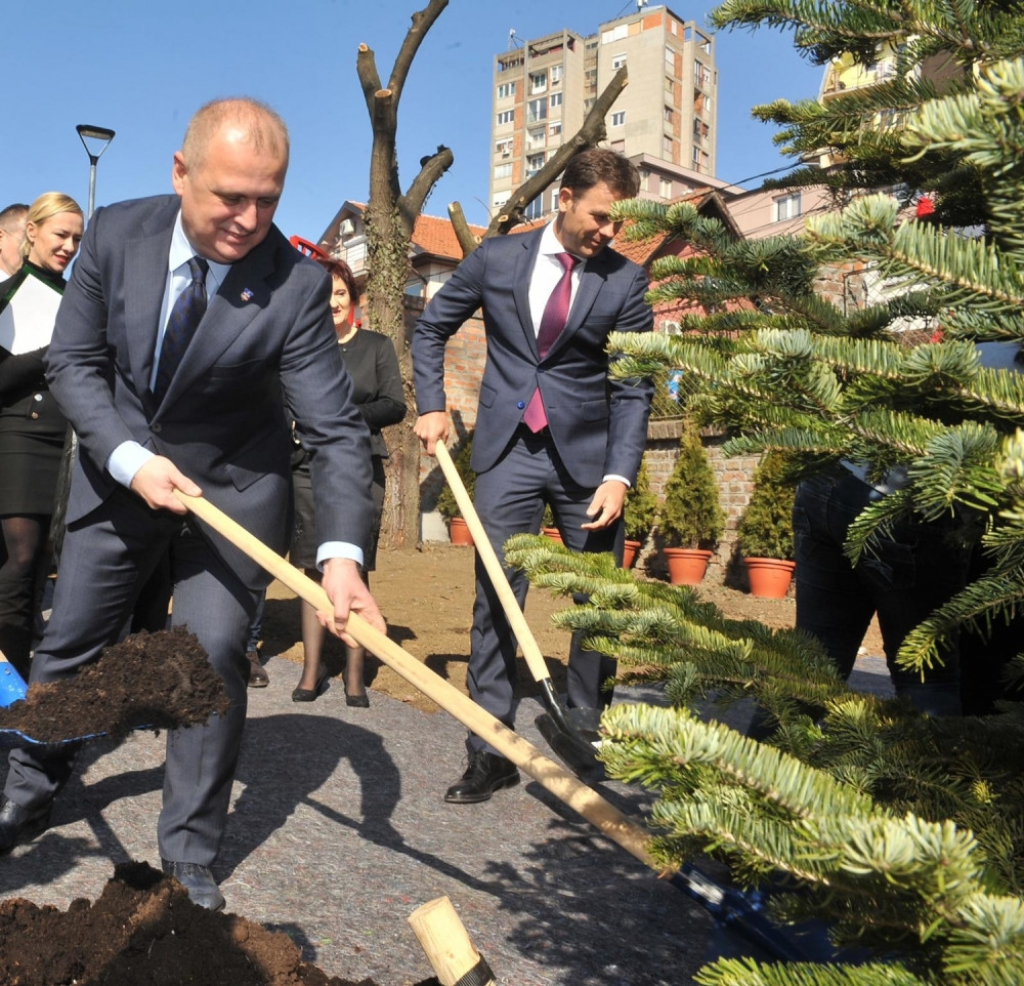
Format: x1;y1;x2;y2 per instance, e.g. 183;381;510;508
0;635;894;985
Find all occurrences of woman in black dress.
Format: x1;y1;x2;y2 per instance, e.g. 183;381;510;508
291;257;406;705
0;192;84;678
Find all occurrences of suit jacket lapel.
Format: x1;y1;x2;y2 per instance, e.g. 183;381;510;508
156;239;273;412
125;210;176;415
513;229;542;359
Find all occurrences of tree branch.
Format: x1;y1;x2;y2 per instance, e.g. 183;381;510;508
456;64;629;247
402;145;455;224
387;0;449;112
448;201;480;257
357;43;383;121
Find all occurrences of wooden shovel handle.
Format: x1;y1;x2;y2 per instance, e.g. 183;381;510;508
172;490;659;870
434;441;553;686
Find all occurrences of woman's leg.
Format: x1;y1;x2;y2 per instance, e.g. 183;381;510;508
0;515;49;679
295;568;327;692
344;570;369;701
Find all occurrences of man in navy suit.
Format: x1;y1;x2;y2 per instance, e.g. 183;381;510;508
413;149;653;803
0;99;385;908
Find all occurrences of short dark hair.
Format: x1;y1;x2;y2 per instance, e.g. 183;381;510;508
560;149;640;199
0;203;28;231
314;255;359;307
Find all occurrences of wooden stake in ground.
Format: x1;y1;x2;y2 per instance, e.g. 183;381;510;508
409;896;496;986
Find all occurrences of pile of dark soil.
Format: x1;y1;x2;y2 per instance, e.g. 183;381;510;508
0;628;231;743
0;861;379;985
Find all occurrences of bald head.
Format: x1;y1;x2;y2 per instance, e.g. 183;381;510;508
172;98;290;265
181;98;290;172
0;203;28;278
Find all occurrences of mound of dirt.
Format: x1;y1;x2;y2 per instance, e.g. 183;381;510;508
0;861;383;986
0;628;231;744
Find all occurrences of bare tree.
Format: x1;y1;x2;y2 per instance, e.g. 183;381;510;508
449;66;629;256
357;0;452;548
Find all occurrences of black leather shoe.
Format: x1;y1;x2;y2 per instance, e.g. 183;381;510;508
292;673;329;703
0;795;52;854
161;859;225;911
444;752;520;804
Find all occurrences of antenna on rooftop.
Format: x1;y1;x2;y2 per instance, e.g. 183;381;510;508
637;0;649;9
509;28;517;50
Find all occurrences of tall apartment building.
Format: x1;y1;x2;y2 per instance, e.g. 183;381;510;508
489;4;718;221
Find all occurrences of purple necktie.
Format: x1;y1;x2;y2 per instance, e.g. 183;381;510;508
155;256;209;400
523;252;578;432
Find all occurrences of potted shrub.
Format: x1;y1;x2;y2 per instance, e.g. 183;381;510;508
737;452;797;598
623;457;658;569
436;432;475;546
541;504;562;543
658;418;724;585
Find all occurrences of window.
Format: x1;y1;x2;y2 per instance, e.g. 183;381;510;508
526;153;545;176
550;64;562;84
495;138;513;157
664;135;674;156
492;191;511;210
612;53;627;70
551;188;560;211
665;76;675;96
530;71;547;94
526;128;546;149
774;193;802;222
524;196;544;221
549;120;562;137
694;60;709;88
494;162;512;180
664;105;674;124
550;92;562;108
691;146;701;167
611;111;625;127
496;109;515;126
527;98;547;123
660;178;673;199
665;45;676;70
497;81;516;99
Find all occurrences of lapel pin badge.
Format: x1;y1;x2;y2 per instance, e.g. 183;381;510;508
241;288;254;302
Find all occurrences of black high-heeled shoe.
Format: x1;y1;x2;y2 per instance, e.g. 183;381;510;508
292;673;330;703
345;691;370;708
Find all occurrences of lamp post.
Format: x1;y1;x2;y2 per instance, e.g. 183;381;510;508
75;124;116;218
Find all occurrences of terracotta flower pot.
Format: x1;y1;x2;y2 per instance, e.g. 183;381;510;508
622;539;641;569
542;527;563;544
448;516;474;546
664;547;713;586
744;557;796;599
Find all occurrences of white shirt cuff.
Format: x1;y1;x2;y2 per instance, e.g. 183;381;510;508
316;542;365;571
108;442;155;488
603;474;631;488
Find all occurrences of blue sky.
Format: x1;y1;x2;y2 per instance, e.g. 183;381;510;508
1;1;823;242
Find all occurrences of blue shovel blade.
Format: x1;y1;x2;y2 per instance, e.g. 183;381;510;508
0;660;105;747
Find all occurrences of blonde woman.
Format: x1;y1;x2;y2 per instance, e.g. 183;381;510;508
0;192;83;677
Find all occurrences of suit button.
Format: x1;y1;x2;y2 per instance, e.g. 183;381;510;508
151;423;162;434
517;401;525;409
33;393;43;401
30;411;39;419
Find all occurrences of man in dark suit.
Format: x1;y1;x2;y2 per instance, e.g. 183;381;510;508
413;149;653;804
0;99;384;909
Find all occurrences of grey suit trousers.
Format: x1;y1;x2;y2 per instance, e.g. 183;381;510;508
467;428;622;756
5;487;256;865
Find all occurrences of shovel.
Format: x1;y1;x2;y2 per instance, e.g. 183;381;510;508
434;441;604;782
175;490;832;963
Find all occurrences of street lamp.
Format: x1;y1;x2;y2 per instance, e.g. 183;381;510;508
75;124;116;218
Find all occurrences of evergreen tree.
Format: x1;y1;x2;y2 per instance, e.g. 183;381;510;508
504;3;1024;982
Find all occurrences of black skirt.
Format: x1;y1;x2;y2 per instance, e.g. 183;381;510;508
290;457;387;572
